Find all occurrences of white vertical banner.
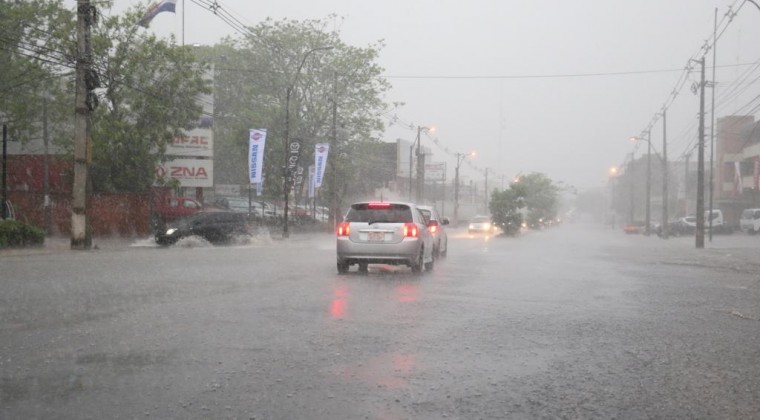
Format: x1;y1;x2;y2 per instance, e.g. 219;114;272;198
314;143;330;188
308;165;316;199
248;129;267;184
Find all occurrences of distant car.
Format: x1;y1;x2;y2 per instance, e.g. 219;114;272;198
704;209;733;234
739;208;760;234
215;197;281;223
623;221;646;234
155;211;252;246
468;215;494;234
656;218;695;237
417;205;449;258
336;201;435;274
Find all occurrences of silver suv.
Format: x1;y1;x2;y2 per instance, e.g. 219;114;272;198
336;201;434;274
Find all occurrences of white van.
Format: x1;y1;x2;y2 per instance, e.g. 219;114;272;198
705;209;732;233
739;208;760;234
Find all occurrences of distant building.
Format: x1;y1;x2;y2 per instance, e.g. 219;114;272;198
714;115;760;224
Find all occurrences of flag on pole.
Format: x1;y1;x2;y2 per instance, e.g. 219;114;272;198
138;0;177;28
308;165;316;199
314;143;330;188
249;129;267;184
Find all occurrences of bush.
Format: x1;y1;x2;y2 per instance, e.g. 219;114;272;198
0;220;45;248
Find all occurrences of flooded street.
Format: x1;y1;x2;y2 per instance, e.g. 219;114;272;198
2;223;760;419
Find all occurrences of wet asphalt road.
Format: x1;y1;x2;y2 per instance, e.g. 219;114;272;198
1;223;760;419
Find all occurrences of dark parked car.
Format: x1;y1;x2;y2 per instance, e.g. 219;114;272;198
155;211;252;246
656;217;696;237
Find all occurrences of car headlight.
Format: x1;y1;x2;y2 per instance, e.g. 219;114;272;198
165;228;177;235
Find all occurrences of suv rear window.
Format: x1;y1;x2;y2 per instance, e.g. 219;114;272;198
346;203;413;223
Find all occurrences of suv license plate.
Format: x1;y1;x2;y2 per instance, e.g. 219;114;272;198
368;231;384;241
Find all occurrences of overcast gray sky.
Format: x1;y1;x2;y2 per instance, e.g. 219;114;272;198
103;0;760;191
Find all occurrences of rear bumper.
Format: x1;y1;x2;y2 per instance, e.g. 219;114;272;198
337;237;421;265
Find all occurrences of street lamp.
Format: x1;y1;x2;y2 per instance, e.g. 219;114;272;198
608;166;619;229
630;131;652;235
408;126;434;202
282;45;333;238
453;151;475;225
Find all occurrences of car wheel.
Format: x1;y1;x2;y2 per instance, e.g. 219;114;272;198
358;262;369;274
337;261;349;274
410;249;423;273
440;240;447;258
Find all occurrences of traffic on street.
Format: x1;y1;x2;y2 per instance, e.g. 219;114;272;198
3;222;759;419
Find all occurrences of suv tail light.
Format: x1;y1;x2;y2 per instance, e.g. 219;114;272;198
337;222;351;236
403;223;418;238
428;220;439;234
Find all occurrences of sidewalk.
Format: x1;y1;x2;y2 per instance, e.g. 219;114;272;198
1;229;334;257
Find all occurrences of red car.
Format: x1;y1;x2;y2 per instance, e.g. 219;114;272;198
154;196;203;223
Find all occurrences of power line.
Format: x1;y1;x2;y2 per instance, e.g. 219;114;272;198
384;63;759;80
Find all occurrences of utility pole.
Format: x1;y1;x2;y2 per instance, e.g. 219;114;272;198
484;168;489;213
1;124;6;220
628;152;635;224
330;72;338;229
645;130;652;235
708;7;718;242
71;0;95;249
416;126;424;203
695;56;706;249
661;109;669;239
454;152;466;226
408;143;413;201
684;152;691;216
441;162;446;217
43;95;51;235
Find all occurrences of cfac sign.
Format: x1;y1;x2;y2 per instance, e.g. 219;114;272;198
155;159;213;188
166;128;213;157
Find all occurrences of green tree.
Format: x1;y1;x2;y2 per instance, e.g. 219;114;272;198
489;172;560;234
210;17;389;214
1;1;210;193
0;0;75;144
515;173;560;228
88;4;210;192
489;188;523;235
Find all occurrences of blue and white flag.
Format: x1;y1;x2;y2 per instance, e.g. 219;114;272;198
138;0;177;28
314;143;330;188
249;129;267;184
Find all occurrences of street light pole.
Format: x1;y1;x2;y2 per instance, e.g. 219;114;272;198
695;56;707;249
453;151;472;226
484;168;489;213
282;46;332;238
408;142;413;201
416;126;423;203
609;166;619;229
662;109;669;239
645;130;652;236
